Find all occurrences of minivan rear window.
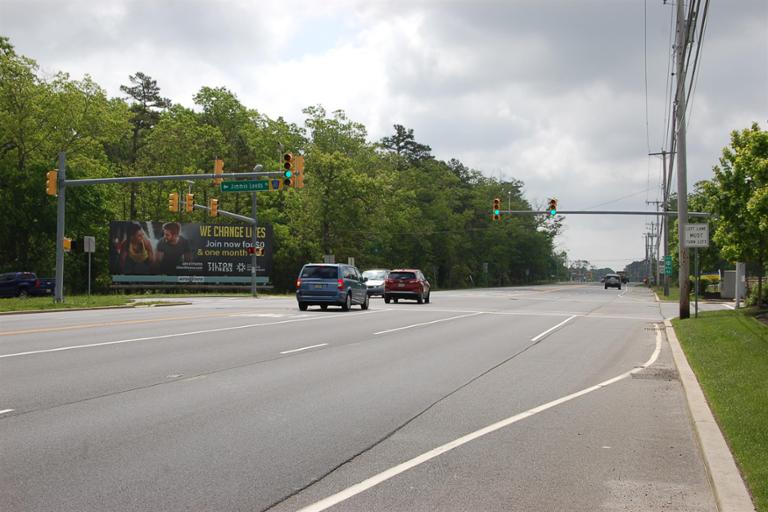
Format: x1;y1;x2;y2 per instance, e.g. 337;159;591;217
389;272;415;280
301;265;339;279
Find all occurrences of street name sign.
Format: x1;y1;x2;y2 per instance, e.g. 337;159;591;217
221;180;269;192
684;223;709;248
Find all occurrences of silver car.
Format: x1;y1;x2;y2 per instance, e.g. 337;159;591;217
362;269;389;296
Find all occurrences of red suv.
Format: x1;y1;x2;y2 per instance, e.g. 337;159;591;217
384;269;431;304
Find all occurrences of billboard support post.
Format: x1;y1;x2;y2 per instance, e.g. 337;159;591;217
251;192;258;298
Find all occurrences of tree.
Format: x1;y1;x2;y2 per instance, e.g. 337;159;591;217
379;124;432;168
703;123;768;305
120;72;171;218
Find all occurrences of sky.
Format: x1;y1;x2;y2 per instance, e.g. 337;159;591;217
2;0;766;271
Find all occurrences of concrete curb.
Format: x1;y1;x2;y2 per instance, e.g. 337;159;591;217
664;319;755;511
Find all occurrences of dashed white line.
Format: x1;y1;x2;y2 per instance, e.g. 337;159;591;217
0;409;14;415
530;315;577;342
280;343;328;355
295;328;664;512
373;312;484;335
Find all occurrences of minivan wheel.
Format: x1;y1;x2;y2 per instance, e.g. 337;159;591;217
341;293;351;311
361;294;369;310
298;302;308;311
384;296;390;304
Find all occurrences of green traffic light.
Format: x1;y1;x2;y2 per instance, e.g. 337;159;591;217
493;209;500;215
550;209;556;216
284;170;292;178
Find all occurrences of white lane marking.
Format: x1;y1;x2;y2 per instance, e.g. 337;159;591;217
296;329;663;512
373;312;484;335
721;303;735;310
530;315;577;342
280;343;328;355
0;310;388;360
0;409;14;415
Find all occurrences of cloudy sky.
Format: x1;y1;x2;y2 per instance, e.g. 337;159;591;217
2;0;766;270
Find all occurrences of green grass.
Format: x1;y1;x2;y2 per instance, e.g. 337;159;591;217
673;309;768;511
654;285;681;301
0;294;160;312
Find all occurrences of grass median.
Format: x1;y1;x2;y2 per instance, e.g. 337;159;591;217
0;294;182;313
673;308;768;511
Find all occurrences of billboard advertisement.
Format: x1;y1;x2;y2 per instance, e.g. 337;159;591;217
109;221;273;285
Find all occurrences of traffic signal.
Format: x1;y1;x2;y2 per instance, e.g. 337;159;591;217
213;159;224;185
168;192;179;212
548;198;558;216
63;237;71;252
209;198;218;217
185;193;194;213
492;197;501;221
283;153;294;187
294;155;305;189
46;170;57;196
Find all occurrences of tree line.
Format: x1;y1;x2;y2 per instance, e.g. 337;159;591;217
0;37;568;293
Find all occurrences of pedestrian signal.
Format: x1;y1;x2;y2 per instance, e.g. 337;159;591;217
46;170;57;196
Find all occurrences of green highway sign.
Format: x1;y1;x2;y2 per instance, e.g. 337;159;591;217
664;255;673;276
221;180;269;192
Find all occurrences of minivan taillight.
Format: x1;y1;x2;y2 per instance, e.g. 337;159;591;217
337;279;345;290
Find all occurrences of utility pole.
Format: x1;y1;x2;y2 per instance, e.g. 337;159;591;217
675;0;690;319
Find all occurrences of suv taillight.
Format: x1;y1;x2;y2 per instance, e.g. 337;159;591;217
337;279;345;290
296;279;302;288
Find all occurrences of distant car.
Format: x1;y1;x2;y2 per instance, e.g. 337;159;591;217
0;272;55;298
384;269;431;304
604;273;622;290
362;269;389;296
295;263;369;311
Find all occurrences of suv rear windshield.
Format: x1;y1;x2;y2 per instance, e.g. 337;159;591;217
301;266;339;279
389;271;416;280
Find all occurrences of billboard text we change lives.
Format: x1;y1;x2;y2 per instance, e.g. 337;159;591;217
109;221;273;284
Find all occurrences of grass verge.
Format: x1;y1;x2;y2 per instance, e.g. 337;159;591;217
673;309;768;511
0;294;147;313
654;285;681;301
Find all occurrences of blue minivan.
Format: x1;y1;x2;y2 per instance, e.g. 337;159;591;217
296;263;369;311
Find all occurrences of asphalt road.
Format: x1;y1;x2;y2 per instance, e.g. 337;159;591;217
0;284;727;511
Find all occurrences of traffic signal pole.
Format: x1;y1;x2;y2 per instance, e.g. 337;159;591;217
54;152;66;303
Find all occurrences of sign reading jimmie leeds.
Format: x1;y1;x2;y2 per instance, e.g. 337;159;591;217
109;221;273;284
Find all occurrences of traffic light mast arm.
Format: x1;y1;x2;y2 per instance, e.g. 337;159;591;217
504;210;711;217
60;167;276;187
192;202;256;224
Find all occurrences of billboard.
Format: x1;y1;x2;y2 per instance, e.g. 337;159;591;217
109;221;273;285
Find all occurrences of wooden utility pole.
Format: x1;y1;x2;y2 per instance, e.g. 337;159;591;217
675;0;690;319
